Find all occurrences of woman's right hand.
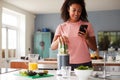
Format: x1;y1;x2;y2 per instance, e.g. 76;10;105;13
58;35;69;45
51;35;69;50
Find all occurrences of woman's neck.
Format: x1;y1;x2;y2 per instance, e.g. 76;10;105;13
68;19;80;23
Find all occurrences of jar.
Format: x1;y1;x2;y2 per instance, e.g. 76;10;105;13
107;47;115;61
28;54;39;71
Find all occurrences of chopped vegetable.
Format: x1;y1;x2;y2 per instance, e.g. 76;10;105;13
58;39;68;54
76;65;93;70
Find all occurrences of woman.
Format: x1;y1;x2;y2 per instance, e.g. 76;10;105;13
51;0;97;70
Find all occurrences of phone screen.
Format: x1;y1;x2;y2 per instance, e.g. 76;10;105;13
79;25;88;33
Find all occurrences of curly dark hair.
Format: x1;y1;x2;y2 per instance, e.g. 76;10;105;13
61;0;88;22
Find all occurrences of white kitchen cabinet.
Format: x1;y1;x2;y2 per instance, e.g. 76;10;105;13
34;32;51;58
93;66;103;71
49;48;58;58
93;65;120;72
0;59;10;68
106;66;120;72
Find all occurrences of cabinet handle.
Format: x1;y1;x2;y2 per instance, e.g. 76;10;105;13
40;41;45;50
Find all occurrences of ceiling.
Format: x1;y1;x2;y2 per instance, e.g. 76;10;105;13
3;0;120;14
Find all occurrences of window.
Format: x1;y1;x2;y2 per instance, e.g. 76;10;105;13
98;31;120;51
2;8;25;59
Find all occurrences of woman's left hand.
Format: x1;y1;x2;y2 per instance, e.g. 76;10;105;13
78;29;89;40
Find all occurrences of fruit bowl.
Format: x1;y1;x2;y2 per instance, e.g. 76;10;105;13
74;66;93;80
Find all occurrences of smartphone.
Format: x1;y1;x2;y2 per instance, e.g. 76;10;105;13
79;25;88;33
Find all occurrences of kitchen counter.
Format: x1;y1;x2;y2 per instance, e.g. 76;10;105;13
0;69;120;80
10;59;120;64
10;59;57;64
92;60;120;66
10;59;120;70
10;59;57;69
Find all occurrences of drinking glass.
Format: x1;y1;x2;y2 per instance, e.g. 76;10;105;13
61;66;71;78
28;54;39;70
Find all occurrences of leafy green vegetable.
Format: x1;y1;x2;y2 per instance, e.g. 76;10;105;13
58;39;68;54
76;65;93;70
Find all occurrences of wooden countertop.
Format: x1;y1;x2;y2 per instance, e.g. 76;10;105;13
10;59;120;70
10;59;57;64
10;59;120;67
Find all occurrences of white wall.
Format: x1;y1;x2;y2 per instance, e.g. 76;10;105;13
0;0;2;58
2;1;36;55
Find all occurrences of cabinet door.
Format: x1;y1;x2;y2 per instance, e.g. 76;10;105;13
106;66;120;72
34;32;51;58
41;32;51;58
49;48;58;58
10;62;28;69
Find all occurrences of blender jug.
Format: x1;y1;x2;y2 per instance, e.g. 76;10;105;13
57;38;69;70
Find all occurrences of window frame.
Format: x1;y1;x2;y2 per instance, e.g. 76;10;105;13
2;7;25;59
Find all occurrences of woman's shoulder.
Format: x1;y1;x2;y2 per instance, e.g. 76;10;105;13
58;22;68;27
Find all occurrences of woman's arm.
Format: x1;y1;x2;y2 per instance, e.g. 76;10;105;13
78;26;97;51
51;35;69;50
86;36;97;51
51;35;59;50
